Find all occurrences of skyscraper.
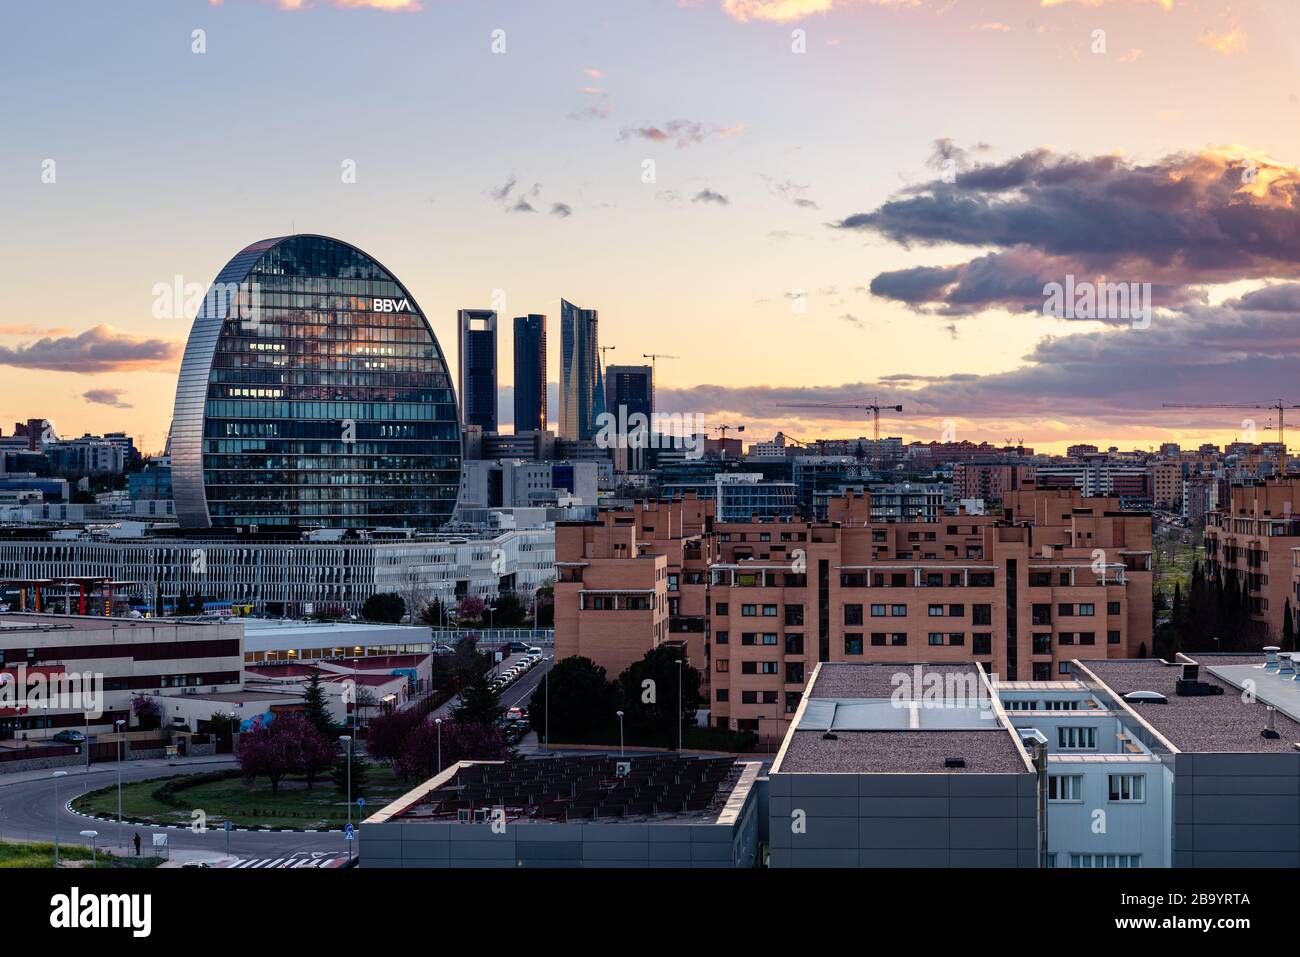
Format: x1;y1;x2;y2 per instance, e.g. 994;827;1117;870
457;309;498;433
171;234;462;530
604;364;653;424
513;313;547;433
559;299;605;441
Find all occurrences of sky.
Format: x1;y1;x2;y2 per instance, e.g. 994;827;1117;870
3;0;1300;455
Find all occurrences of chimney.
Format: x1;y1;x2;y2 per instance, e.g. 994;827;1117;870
1262;704;1280;740
1264;646;1281;671
1181;662;1199;681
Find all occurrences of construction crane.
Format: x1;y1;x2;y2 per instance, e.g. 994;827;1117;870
711;424;745;460
778;398;903;471
1162;399;1300;473
641;353;679;412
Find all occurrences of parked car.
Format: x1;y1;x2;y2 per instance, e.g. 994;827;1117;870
506;706;527;721
52;730;85;744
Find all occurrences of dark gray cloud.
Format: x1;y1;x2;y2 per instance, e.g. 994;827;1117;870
836;147;1300;315
83;388;132;408
550;202;573;218
0;325;180;374
693;188;730;205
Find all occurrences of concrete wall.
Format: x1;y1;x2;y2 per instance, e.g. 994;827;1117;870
768;771;1038;868
1044;759;1170;867
361;811;756;869
1172;752;1300;867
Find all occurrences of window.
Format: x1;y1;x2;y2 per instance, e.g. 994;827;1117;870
890;633;907;646
762;604;779;617
761;691;778;704
741;604;758;617
1069;854;1140;868
715;659;729;672
760;661;778;675
845;604;864;626
741;633;757;646
1108;630;1121;645
741;691;758;704
758;633;776;645
891;604;907;617
1031;604;1051;626
1079;632;1095;645
928;633;945;646
785;633;804;654
715;689;728;702
784;604;804;626
1059;662;1072;675
973;633;992;655
948;604;965;617
716;603;729;616
844;634;864;655
785;692;801;714
871;632;887;646
715;631;729;645
785;662;804;683
948;633;965;646
1059;632;1075;645
741;662;757;675
928;604;945;617
1107;601;1121;615
1048;775;1083;801
1078;603;1095;616
1108;774;1145;802
1058;603;1075;617
871;604;887;617
1058;726;1096;749
1029;572;1051;587
973;604;992;626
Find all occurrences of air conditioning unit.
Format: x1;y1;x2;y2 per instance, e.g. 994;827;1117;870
457;809;470;823
615;761;631;778
472;808;490;824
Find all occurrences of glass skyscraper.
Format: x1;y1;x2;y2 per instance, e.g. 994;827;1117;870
171;234;462;529
559;299;605;440
512;313;547;433
457;309;498;432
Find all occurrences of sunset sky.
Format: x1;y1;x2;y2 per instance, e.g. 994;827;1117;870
4;0;1300;455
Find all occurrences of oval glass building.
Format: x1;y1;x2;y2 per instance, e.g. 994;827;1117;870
170;235;461;529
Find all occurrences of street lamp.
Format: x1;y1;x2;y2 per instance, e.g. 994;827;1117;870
114;718;125;847
339;735;353;863
616;710;625;757
675;659;684;752
434;718;443;774
79;830;98;867
52;770;68;866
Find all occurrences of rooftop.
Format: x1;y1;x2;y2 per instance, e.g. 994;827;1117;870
0;612;231;634
776;662;1031;775
369;754;757;826
1080;654;1300;753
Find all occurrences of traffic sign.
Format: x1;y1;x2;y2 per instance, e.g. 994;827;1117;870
344;824;355;841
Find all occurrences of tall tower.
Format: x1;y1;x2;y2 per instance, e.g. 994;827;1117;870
513;314;548;433
457;309;498;433
559;299;605;440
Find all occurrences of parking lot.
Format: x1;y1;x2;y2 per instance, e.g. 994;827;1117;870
488;644;547;746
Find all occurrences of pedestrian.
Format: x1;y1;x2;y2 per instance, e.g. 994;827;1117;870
133;832;141;857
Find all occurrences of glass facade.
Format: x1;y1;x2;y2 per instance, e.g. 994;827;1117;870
171;235;461;529
512;313;547;433
457;309;498;432
559;298;605;440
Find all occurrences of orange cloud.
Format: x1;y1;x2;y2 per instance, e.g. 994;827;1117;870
0;325;181;374
271;0;422;10
1040;0;1174;9
720;0;840;23
1199;28;1246;56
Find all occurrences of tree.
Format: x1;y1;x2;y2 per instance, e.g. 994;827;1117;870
236;718;297;793
206;711;238;741
452;671;504;727
616;646;703;749
527;656;619;743
364;706;423;763
1284;599;1296;653
302;666;337;735
332;743;371;795
132;695;161;731
394;718;508;783
297;722;338;790
456;594;487;624
361;592;405;624
440;635;490;685
420;597;449;628
493;591;529;627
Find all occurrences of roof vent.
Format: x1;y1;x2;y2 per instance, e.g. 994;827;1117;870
1280;655;1296;679
1122;690;1168;705
1263;705;1280;740
1181;663;1200;681
943;757;966;769
821;732;838;741
1264;646;1281;671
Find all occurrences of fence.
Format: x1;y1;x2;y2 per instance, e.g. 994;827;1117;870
429;628;554;647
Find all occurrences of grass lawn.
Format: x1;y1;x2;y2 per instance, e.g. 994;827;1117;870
1154;530;1203;602
0;840;163;869
71;765;408;830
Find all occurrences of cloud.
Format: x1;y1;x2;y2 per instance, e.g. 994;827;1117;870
656;283;1300;438
618;119;743;148
82;389;132;409
719;0;839;22
765;176;819;209
836;145;1300;316
550;202;573;218
582;67;604;78
693;188;730;205
1199;28;1246;56
0;325;181;374
1039;0;1173;9
0;325;72;337
269;0;423;10
489;176;545;213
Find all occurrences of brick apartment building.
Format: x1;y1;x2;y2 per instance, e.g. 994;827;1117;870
1203;479;1300;640
555;485;1153;734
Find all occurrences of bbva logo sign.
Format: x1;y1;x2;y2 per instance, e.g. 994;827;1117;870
372;297;412;313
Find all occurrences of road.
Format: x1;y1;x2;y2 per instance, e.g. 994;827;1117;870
0;758;351;862
431;651;554;719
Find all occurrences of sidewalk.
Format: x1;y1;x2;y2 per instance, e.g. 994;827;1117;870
0;754;235;788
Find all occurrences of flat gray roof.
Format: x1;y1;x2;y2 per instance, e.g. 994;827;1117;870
777;662;1030;775
1082;656;1300;753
